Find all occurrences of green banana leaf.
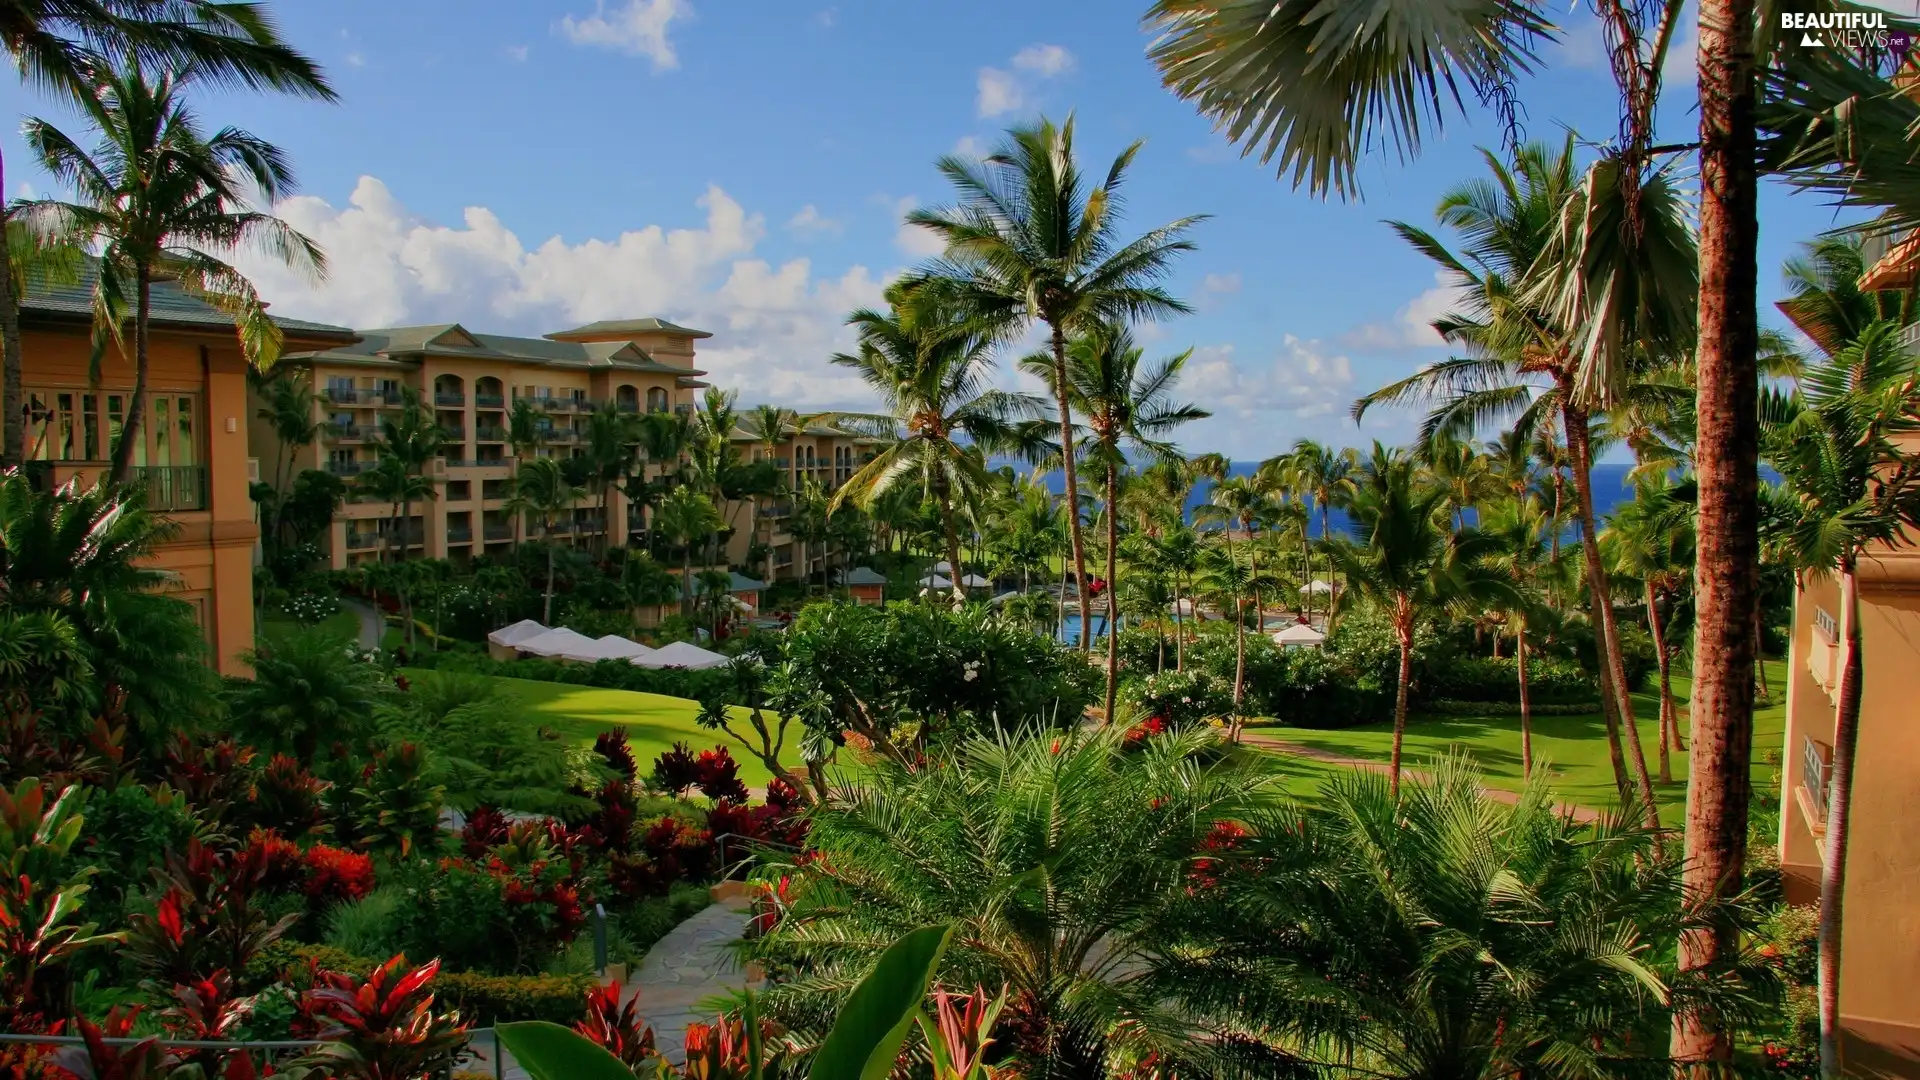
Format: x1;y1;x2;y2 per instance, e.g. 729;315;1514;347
807;923;954;1080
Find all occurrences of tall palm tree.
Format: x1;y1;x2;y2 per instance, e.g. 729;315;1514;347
1197;474;1269;723
251;368;318;553
371;385;442;564
22;57;324;482
906;115;1204;644
1480;496;1554;778
1328;444;1514;797
830;285;1040;605
0;0;334;469
652;483;722;618
1021;322;1208;721
582;402;634;555
352;454;431;638
748;404;797;577
1352;140;1684;825
1285;439;1355;620
505;457;582;624
1760;322;1920;1079
1195;541;1255;740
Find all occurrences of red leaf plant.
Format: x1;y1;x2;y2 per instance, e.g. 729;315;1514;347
160;970;259;1078
304;844;376;904
52;1008;172;1080
457;805;509;858
571;981;657;1069
300;955;469;1080
680;1015;780;1080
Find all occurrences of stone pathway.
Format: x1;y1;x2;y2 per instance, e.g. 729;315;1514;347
1239;731;1603;823
343;597;382;649
625;899;762;1063
457;897;759;1078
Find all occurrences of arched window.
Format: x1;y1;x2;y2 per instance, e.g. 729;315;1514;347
646;387;669;413
475;377;504;407
616;385;639;412
433;374;465;406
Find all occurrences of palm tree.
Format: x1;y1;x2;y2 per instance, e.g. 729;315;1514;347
352;454;431;641
1328;444;1514;797
830;285;1041;605
582;402;634;556
748;404;798;576
0;0;334;469
1480;496;1555;777
1021;323;1208;722
746;727;1283;1075
1146;523;1201;671
1351;140;1683;825
653;483;722;618
906;115;1204;644
1604;480;1695;785
230;624;386;764
505;457;583;623
22;56;324;482
1195;541;1255;739
1285;438;1355;620
371;385;442;564
252;368;319;553
1760;322;1920;1078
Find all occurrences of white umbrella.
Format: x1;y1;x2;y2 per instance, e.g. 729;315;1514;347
1271;623;1327;647
487;618;548;648
956;573;991;588
920;574;955;590
932;560;955;573
1299;580;1334;595
634;640;730;670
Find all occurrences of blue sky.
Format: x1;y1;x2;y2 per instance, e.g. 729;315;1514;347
3;0;1900;459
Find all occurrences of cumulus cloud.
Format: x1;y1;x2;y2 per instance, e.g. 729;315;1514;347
1343;271;1464;349
884;196;946;259
1182;337;1355;418
556;0;688;71
952;134;988;158
977;43;1074;118
1201;272;1241;295
234;176;885;409
786;204;842;236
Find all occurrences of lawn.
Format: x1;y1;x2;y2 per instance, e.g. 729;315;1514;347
405;670;800;787
258;605;362;643
1244;658;1789;826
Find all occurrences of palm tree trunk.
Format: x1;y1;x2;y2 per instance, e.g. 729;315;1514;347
1754;605;1771;698
545;525;558;623
1566;405;1661;833
1548;472;1564;566
109;265;153;484
1675;2;1762;1065
1103;460;1121;725
1517;626;1533;779
1648;581;1674;784
1174;570;1186;672
680;541;693;618
1818;559;1862;1080
1391;611;1412;800
1050;324;1091;651
0;230;24;469
1056;553;1069;640
1244;517;1263;638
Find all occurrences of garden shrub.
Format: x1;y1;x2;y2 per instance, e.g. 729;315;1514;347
1126;668;1232;729
322;885;406;959
384;853;586;975
1416;654;1598;706
413;651;738;703
246;942;596;1025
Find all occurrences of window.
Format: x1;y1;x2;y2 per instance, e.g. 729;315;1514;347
647;387;669;412
446;481;472;502
25;388;199;467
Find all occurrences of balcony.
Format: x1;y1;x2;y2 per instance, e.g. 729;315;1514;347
446;525;473;544
346;532;380;550
443;458;510;471
325;386;370;404
475;393;506;409
440;427;466;441
434;392;466;407
1801;735;1832;833
762;501;792;520
484;523;514;542
328;424;378;443
774;458;790;469
1901;322;1920;350
475;426;507;442
615;401;640;413
537;398;582;413
540;429;579;444
326;460;368;477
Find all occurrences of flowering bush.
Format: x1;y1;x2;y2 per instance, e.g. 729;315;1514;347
593;729;638;781
1129;669;1232;730
305;844;376;904
386;853;585;974
459;805;510;857
282;591;342;625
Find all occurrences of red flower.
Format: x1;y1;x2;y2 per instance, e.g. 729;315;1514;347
304;845;376;903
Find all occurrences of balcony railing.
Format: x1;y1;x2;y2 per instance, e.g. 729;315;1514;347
439;427;466;441
346;532;380;550
326;460;368;477
615;401;640;413
325;386;368;404
475;393;506;409
1802;735;1831;824
446;525;473;543
443;458;509;471
537;398;583;413
1900;322;1920;350
762;501;792;519
328;424;379;443
484;523;514;541
434;392;466;407
475;426;507;442
540;429;579;444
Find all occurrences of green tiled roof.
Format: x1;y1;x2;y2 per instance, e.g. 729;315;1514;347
283;321;705;376
546;317;712;340
18;267;356;341
728;571;766;592
837;567;888;587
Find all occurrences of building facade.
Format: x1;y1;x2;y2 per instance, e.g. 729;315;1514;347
256;318;880;583
19;274;357;675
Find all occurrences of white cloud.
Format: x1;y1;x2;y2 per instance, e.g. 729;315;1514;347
1181;338;1356;420
1343;271;1464;349
786;204;842;236
1011;44;1074;77
887;195;946;259
344;51;365;67
556;0;689;71
976;43;1074;118
976;67;1022;118
814;7;837;27
233;176;886;410
506;44;530;63
1201;272;1241;295
953;134;988;158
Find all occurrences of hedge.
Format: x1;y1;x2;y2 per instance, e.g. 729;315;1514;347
246;942;596;1025
412;650;739;701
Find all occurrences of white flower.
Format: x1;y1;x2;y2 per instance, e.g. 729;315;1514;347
963;668;978;682
1182;696;1192;704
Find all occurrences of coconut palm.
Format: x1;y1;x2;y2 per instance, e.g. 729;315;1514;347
1480;496;1555;777
830;285;1041;605
1195;541;1256;740
746;726;1286;1076
1328;444;1515;797
1285;439;1355;620
0;0;334;469
251;369;318;536
1604;479;1695;784
582;402;635;555
1351;139;1683;825
906;115;1204;644
1021;322;1208;721
653;483;722;618
1760;321;1920;1078
370;385;442;563
22;57;325;482
505;457;583;624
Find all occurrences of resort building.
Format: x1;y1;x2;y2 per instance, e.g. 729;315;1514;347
1777;237;1920;1075
17;272;357;675
253;318;881;583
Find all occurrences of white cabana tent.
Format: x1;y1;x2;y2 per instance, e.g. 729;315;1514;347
1299;580;1335;596
487;619;549;660
920;574;955;590
634;640;730;670
932;560;955;574
515;627;613;662
594;635;654;660
1272;623;1327;648
955;573;991;588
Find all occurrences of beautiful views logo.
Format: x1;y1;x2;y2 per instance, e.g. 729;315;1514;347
1780;9;1908;51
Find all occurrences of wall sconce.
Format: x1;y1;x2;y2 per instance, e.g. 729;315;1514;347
226;417;238;433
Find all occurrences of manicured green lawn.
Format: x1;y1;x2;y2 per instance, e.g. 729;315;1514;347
404;670;799;787
258;606;362;642
1244;658;1789;825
